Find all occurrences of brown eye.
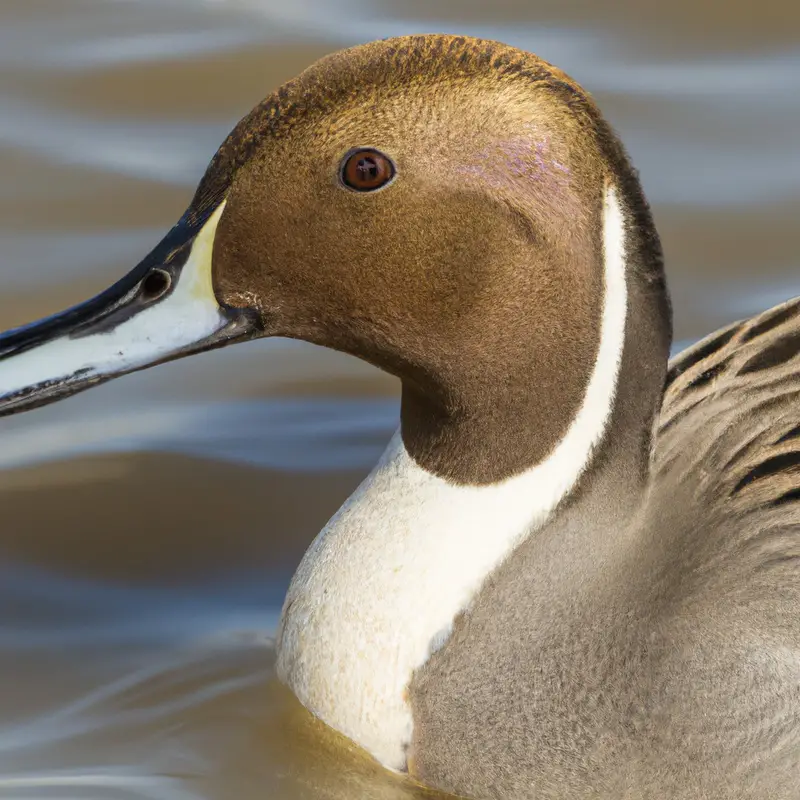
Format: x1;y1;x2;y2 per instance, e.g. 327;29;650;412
340;148;395;192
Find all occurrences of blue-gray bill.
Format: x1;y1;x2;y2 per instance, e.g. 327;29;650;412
0;203;259;417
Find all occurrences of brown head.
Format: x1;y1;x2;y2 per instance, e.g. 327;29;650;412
0;34;671;485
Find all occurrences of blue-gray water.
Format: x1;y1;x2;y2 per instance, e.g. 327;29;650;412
0;1;798;797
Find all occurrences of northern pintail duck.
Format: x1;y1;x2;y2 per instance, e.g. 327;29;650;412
0;34;798;800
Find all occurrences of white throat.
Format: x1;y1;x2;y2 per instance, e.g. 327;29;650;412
275;184;629;770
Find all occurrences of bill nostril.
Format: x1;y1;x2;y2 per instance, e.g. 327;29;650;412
140;268;172;302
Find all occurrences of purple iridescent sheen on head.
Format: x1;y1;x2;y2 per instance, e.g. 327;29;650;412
455;133;570;191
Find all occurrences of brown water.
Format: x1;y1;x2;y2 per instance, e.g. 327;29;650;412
0;1;798;797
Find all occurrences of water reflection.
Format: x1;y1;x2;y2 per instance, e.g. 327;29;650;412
0;393;396;472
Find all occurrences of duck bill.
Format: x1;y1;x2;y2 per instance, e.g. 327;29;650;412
0;202;260;417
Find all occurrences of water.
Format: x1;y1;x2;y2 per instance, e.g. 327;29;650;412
0;1;797;797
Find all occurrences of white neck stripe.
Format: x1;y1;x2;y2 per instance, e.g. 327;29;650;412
276;183;629;770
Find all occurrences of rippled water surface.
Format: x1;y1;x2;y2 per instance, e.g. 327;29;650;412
0;1;798;797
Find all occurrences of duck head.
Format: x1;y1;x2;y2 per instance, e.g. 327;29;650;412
0;34;671;485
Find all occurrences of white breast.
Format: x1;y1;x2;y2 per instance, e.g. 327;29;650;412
275;184;628;770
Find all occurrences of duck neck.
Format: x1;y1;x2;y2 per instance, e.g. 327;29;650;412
276;184;671;771
399;182;669;494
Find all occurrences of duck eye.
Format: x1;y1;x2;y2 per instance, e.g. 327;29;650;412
340;149;395;192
